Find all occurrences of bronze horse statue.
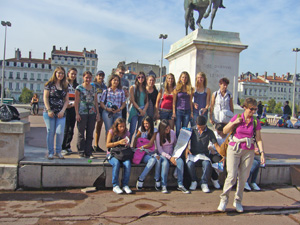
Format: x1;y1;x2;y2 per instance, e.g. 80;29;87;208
184;0;222;35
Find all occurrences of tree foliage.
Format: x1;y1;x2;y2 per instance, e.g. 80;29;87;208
267;99;276;113
19;87;33;103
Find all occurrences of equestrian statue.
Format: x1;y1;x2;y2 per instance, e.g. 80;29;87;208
184;0;225;35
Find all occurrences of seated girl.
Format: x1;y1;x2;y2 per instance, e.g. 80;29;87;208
134;116;161;190
156;119;190;194
106;118;132;194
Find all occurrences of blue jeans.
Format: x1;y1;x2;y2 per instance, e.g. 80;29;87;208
102;110;122;133
43;112;66;155
247;157;260;183
108;156;131;187
159;110;173;120
129;114;143;140
138;154;161;182
161;156;184;186
187;159;212;184
175;109;191;137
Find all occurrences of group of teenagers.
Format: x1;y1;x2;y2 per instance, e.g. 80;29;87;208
43;65;266;213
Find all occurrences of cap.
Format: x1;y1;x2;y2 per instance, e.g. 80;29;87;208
96;70;105;76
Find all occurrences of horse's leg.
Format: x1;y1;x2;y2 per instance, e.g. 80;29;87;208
196;9;205;29
209;2;219;29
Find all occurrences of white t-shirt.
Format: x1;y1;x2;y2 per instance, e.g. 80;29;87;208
138;127;158;139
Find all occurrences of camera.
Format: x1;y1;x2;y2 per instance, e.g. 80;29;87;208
108;105;118;118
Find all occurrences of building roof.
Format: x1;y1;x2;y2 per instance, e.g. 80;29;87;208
52;50;84;57
258;75;292;84
4;57;51;64
238;78;267;84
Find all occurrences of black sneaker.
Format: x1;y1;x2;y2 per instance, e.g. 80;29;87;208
79;153;85;158
94;145;105;153
66;148;73;154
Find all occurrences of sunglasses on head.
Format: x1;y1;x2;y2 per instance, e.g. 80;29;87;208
249;107;258;111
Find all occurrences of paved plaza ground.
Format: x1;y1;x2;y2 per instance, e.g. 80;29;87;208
0;115;300;224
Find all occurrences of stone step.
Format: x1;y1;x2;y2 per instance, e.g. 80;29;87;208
17;155;300;189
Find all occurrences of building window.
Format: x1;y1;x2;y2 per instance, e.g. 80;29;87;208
23;73;27;80
16;83;19;90
9;82;13;90
87;60;90;66
16;72;20;79
31;73;34;80
37;84;41;91
9;62;14;66
30;83;34;90
37;73;41;80
23;83;26;89
270;87;272;91
24;63;28;67
44;74;48;81
244;88;247;95
31;63;35;68
92;61;95;66
92;68;95;74
9;72;13;79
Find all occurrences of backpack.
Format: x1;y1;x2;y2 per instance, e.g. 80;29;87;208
0;104;20;122
218;114;257;157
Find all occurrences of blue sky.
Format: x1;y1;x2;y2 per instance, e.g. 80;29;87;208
0;0;300;77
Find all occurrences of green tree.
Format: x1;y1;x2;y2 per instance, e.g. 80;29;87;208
239;98;245;106
19;87;33;103
274;102;283;114
267;99;276;113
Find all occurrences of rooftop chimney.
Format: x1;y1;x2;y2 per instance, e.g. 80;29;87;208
15;48;21;60
249;74;252;81
66;46;68;53
264;71;267;79
273;72;276;80
29;51;32;59
52;45;56;52
282;74;284;80
43;52;46;60
255;72;258;77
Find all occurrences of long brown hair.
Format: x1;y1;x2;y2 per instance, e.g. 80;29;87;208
108;74;122;89
158;119;171;146
164;73;176;93
175;71;192;95
45;66;68;90
112;118;127;137
134;72;147;105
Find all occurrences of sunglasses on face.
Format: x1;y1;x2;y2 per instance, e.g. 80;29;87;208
138;76;145;79
249;107;258;111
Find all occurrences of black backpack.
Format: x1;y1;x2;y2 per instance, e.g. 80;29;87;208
0;104;20;122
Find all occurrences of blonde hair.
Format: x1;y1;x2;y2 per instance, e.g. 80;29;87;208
45;66;68;90
196;72;207;88
175;71;192;95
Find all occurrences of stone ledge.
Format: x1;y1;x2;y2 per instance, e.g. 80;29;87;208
0;120;30;134
0;164;18;190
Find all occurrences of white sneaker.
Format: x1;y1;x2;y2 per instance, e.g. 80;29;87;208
122;186;132;194
189;181;198;190
250;183;261;191
177;185;190;194
113;185;123;194
233;201;244;213
155;180;161;191
136;180;143;190
211;179;221;189
161;186;168;194
244;182;251;191
217;200;227;212
201;183;210;193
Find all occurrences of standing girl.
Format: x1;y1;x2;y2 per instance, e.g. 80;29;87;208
128;72;149;140
156;119;190;194
155;73;176;129
146;75;158;120
134;116;161;190
173;71;193;137
62;68;78;155
75;71;99;158
106;118;132;194
43;66;69;159
191;72;211;126
31;93;39;115
92;70;107;152
100;74;126;134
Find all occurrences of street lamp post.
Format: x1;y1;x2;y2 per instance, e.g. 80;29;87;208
292;48;300;118
159;34;167;90
1;21;12;104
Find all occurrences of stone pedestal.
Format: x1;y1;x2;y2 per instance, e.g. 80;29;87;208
0;120;30;190
165;29;247;102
